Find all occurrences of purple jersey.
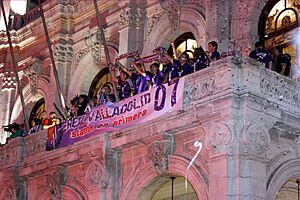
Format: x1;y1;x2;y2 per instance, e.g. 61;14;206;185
249;48;272;68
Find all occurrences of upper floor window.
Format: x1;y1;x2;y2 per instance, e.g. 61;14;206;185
168;32;197;59
259;0;299;80
264;0;298;36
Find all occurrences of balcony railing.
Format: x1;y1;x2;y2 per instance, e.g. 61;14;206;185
10;7;42;31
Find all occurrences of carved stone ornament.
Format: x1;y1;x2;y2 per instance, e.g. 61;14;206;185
205;123;232;154
242;122;271;155
85;161;103;187
148;140;172;173
146;11;165;37
0;149;10;166
23;60;41;95
118;7;137;30
24;132;46;157
75;30;102;67
0;188;13;200
164;5;180;30
51;39;74;63
260;76;300;109
136;7;146;28
47;166;68;200
189;77;216;102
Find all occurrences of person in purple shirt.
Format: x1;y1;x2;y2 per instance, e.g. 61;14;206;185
177;52;194;77
150;62;164;87
162;50;180;84
111;69;132;100
249;41;273;69
121;63;151;95
208;41;221;61
192;46;210;71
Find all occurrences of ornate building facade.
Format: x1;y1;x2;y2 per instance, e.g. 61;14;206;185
0;0;300;199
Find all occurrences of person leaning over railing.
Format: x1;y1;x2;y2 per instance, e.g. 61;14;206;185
43;112;61;129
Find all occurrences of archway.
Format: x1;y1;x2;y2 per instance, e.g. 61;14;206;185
88;67;112;98
28;97;45;126
143;6;206;56
122;156;208;200
137;175;198;200
167;32;197;59
275;177;300;199
267;159;300;199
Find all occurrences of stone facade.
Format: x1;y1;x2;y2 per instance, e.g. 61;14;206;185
0;0;299;199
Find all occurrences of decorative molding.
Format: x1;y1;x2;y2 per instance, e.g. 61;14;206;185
47;166;68;200
23;59;42;95
24;131;47;157
90;43;102;65
148;140;172;173
83;29;100;47
0;188;14;200
85;161;103;187
190;77;216;101
75;30;102;67
205;122;232;154
118;7;138;30
136;7;145;28
52;44;73;63
165;5;180;30
1;72;16;90
146;11;165;37
241;121;271;155
75;47;90;67
260;75;300;108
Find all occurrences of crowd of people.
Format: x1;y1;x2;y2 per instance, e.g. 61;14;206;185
2;39;294;144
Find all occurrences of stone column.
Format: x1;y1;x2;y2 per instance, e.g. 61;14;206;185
118;1;145;66
228;122;269;200
52;39;73;101
0;71;16;143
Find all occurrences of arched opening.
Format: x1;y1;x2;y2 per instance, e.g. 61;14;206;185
167;32;197;59
137;175;198;200
275;177;300;199
29;98;45;126
88;67;112;98
258;0;299;79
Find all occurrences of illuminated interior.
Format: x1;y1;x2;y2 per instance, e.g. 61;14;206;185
263;0;299;80
265;0;298;34
88;67;112;98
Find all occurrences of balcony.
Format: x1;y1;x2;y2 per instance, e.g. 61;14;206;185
0;56;300;200
0;56;299;169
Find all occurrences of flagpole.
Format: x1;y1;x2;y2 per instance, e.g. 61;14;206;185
0;0;29;130
38;0;66;111
92;0;119;102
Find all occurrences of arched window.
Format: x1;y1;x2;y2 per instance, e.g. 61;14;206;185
137;176;198;200
275;177;300;199
29;98;45;125
88;67;112;98
168;32;197;59
259;0;299;79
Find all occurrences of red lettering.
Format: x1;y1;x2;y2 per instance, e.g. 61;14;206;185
113;121;118;126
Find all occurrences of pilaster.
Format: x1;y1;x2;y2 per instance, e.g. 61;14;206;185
118;1;146;66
